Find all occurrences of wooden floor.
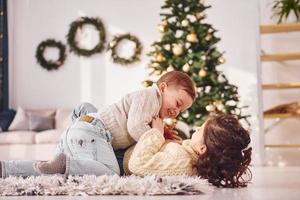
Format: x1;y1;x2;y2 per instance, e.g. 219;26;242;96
0;166;299;200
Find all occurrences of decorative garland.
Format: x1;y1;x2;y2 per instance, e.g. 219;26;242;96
35;39;66;71
67;17;106;57
107;34;142;65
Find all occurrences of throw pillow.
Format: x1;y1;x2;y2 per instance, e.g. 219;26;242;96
28;112;54;131
8;107;29;131
0;109;16;132
8;107;56;131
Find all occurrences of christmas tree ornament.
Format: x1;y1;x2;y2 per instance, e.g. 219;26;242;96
205;86;211;93
176;30;184;38
161;20;168;26
205;34;212;41
178;3;183;8
196;114;201;118
214;101;224;111
217;74;226;83
156;54;166;62
188;49;193;53
152;62;159;67
185;42;191;49
187;14;197;22
167;65;175;72
158;24;166;33
218;57;226;64
181;19;189;27
182;63;190;72
216;103;224;111
198;68;207;77
164;44;171;50
182;111;189;118
226;100;237;106
186;33;198;43
184;7;190;12
206;104;216;112
172;44;183;56
195;12;202;20
197;87;203;93
188;60;193;64
200;55;206;61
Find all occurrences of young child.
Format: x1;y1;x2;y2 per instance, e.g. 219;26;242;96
0;71;196;178
124;114;252;188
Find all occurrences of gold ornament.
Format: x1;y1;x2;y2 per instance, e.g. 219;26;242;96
200;55;207;61
198;69;207;77
152;62;159;67
214;101;224;111
205;34;212;41
216;102;224;111
172;44;183;56
156;54;166;62
195;12;202;20
182;63;190;72
217;75;226;83
161;20;168;26
218;57;226;64
167;65;175;72
181;19;189;27
186;33;198;43
158;24;166;33
164;44;171;51
206;104;216;112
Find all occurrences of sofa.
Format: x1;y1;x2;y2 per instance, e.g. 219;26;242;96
0;107;72;161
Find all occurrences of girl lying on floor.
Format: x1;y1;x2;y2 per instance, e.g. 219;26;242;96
0;114;251;188
124;115;252;188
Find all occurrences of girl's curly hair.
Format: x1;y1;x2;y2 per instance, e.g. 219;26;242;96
196;114;252;188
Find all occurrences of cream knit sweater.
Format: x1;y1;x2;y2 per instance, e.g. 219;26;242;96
98;85;161;149
125;128;199;176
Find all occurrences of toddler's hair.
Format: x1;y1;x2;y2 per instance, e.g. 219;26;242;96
157;71;196;100
196;114;252;188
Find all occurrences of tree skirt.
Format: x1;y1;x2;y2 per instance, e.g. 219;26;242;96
0;175;212;196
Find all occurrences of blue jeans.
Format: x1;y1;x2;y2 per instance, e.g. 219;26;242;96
1;103;120;178
70;102;127;176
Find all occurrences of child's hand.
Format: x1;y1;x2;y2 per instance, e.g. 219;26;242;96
151;116;164;134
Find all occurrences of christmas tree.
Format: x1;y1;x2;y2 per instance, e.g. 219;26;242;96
144;0;250;132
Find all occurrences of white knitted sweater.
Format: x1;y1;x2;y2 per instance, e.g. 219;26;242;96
127;128;199;176
98;85;161;149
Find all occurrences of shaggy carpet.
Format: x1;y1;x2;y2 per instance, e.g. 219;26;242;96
0;175;212;196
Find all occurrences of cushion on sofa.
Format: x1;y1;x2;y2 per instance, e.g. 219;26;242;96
0;131;36;144
0;109;16;132
35;129;63;144
8;107;55;131
55;109;72;130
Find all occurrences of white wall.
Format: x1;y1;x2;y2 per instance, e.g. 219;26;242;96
8;0;264;164
260;0;300;166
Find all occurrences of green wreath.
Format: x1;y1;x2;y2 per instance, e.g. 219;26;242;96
107;34;142;65
35;39;66;71
67;17;106;57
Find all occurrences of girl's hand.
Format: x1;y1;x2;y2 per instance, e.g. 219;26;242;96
151;116;164;134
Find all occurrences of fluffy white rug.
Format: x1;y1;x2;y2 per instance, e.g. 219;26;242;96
0;175;212;196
